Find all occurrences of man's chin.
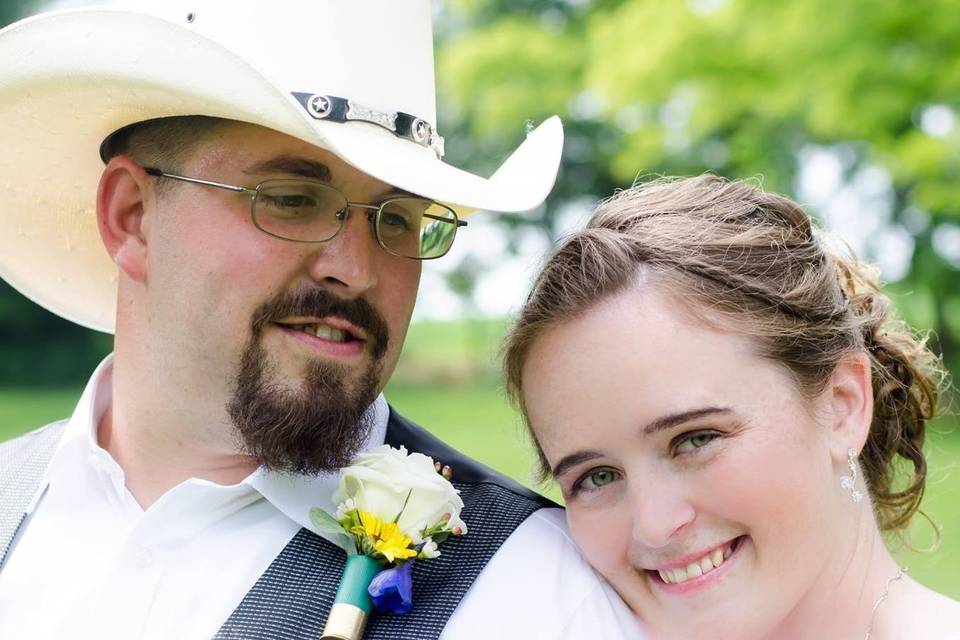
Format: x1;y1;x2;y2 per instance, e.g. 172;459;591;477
227;341;383;475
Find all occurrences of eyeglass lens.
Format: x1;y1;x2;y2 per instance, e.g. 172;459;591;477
252;181;459;259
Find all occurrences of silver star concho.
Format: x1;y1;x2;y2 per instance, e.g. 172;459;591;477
307;94;333;119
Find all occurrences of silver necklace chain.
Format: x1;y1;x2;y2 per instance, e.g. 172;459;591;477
863;567;906;640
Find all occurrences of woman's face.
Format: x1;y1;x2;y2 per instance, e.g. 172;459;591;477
522;286;850;639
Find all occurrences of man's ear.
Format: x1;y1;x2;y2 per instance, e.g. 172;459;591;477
97;156;153;283
826;351;874;462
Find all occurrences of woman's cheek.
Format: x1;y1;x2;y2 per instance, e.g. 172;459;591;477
567;503;631;575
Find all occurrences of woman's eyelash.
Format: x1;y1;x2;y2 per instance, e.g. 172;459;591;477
565;427;736;495
672;429;721;455
569;467;621;495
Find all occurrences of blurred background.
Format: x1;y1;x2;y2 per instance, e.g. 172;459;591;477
1;0;958;596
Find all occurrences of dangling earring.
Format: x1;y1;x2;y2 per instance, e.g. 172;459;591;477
840;448;863;503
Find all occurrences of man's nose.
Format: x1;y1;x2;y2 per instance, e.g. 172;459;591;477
305;205;380;294
628;478;696;550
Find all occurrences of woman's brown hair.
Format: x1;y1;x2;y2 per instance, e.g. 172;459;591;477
503;175;944;532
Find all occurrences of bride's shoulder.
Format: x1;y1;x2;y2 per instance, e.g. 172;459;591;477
927;595;960;636
927;592;960;637
887;578;960;638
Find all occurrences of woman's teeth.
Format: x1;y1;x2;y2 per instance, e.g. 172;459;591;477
299;323;350;342
657;540;735;585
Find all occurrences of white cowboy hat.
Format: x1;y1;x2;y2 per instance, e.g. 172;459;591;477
0;0;563;333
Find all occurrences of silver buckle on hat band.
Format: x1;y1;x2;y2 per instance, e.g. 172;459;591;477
345;100;398;132
294;92;445;159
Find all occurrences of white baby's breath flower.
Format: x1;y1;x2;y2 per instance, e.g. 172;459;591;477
418;538;440;559
446;512;467;536
410;529;425;545
335;497;357;521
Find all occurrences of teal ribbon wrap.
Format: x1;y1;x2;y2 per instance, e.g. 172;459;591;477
335;554;383;613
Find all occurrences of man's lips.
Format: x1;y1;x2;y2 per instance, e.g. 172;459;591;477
273;321;367;359
249;288;389;360
274;316;368;343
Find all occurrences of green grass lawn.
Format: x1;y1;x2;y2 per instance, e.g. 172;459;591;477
0;388;85;441
2;384;958;598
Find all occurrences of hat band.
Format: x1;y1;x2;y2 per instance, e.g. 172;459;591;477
292;92;445;159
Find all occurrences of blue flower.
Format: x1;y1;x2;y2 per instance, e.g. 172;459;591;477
368;561;415;615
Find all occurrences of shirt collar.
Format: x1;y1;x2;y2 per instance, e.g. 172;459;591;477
246;397;389;535
37;353;391;543
41;354;119;494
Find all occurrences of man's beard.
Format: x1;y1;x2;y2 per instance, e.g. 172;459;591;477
227;287;391;474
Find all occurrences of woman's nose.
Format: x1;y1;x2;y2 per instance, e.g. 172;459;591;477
628;480;696;550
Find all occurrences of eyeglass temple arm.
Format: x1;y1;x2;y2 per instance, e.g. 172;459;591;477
422;212;468;227
143;168;258;197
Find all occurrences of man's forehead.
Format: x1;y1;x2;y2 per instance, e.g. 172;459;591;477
196;120;416;197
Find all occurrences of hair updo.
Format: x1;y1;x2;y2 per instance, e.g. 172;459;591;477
503;175;945;532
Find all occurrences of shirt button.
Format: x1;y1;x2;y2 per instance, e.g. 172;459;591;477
134;546;154;568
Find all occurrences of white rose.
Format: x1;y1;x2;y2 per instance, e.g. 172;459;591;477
333;445;467;538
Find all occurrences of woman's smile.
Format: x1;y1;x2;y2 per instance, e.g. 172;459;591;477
648;535;743;592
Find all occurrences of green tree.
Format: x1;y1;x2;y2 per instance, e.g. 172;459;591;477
437;0;960;368
1;1;33;24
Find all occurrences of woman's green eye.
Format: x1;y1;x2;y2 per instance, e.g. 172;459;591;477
582;468;619;489
675;431;717;455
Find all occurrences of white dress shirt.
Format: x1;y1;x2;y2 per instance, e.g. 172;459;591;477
0;356;645;639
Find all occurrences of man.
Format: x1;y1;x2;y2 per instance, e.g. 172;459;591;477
0;2;644;639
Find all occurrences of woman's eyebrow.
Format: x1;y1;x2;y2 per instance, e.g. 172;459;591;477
643;407;733;435
551;450;603;480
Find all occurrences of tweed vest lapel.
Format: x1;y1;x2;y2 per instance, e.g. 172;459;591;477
0;421;67;571
214;409;552;640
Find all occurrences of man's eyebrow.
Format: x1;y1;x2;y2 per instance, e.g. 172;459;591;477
643;407;733;436
243;154;421;200
244;155;332;182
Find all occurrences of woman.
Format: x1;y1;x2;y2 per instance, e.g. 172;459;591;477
503;176;960;639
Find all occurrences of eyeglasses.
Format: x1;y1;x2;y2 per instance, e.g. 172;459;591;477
143;167;467;260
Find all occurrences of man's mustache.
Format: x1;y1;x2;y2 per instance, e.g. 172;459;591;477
250;287;390;360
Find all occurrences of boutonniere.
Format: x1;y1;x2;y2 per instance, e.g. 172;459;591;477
314;445;467;640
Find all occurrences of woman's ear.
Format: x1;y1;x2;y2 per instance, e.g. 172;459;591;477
826;351;874;462
96;156;153;283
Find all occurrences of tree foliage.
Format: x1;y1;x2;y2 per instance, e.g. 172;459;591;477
436;0;960;369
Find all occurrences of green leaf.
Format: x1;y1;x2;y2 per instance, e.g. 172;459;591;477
394;489;414;524
310;507;348;536
310;508;359;554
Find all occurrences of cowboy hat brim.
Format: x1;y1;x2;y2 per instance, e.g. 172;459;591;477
0;8;563;333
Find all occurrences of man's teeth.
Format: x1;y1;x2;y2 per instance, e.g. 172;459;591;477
299;323;350;342
657;540;736;585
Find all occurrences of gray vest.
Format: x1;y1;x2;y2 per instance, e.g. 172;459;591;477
0;410;554;639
